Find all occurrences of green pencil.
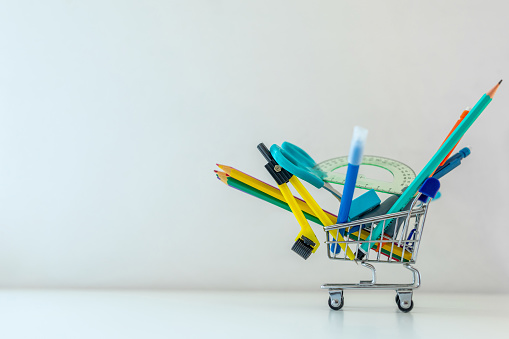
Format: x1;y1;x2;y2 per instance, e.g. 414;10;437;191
216;172;410;261
217;173;323;225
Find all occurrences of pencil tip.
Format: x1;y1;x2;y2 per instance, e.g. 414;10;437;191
487;81;502;98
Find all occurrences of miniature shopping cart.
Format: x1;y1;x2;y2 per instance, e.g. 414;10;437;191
321;178;440;312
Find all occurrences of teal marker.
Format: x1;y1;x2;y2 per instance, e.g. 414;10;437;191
358;80;502;258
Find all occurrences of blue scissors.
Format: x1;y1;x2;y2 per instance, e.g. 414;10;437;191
270;142;343;202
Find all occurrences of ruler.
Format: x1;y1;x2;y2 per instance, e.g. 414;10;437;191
313;155;416;195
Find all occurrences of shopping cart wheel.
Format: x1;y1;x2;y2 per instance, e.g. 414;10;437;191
395;295;414;312
328;296;344;311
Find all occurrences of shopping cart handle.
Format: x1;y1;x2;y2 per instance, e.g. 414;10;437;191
418;177;440;203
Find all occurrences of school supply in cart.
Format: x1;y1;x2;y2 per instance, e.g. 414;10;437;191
216;165;327;218
357;80;502;259
215;170;335;225
258;143;355;260
270;140;381;254
322;177;441;312
436;108;470;167
216;170;412;262
215;80;501;312
314;155;416;195
333;126;368;255
337;126;368;223
216;168;379;226
271;142;343;201
432;147;470;180
347;190;381;220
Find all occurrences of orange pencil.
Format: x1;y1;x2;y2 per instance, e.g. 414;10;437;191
437;107;470;167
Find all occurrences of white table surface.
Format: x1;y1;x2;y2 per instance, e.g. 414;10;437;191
0;289;507;339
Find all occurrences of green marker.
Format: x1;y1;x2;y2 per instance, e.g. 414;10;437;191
358;80;502;258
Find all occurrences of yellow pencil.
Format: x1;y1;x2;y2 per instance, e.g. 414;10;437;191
353;230;412;262
218;164;354;260
217;164;336;224
217;171;411;261
215;169;338;223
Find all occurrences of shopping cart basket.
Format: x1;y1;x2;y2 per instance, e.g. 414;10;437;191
321;177;440;312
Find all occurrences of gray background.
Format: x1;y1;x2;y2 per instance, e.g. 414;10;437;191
0;0;508;293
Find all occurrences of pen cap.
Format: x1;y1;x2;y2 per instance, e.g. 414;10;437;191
348;126;369;166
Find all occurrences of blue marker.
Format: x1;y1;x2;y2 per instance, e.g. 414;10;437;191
337;126;369;225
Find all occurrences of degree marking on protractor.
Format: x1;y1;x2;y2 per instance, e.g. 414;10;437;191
313;155;416;195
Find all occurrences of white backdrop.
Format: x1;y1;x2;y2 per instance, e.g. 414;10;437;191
0;0;508;293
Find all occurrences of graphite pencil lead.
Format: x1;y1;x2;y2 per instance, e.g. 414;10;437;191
487;80;502;99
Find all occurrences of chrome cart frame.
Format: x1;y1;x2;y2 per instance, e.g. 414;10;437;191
321;190;434;312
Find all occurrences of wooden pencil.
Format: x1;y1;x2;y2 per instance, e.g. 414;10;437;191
216;171;411;261
216;164;335;224
436;107;470;168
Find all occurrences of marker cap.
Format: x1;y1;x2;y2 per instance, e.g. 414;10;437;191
348;126;369;166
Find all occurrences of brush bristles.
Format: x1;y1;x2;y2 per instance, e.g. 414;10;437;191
291;237;314;260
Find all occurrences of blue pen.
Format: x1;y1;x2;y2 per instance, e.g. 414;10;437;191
439;147;470;167
337;126;369;225
358;81;501;258
432;147;470;179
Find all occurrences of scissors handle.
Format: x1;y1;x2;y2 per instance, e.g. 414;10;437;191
270;144;324;189
281;142;317;168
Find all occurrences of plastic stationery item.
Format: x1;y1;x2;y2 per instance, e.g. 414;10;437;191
321;178;440;312
257;143;320;259
340;189;382;238
337;126;368;224
348;189;381;221
360;81;501;257
432;147;470;180
314;155;416;195
330;189;381;254
417;177;441;203
332;126;369;256
258;143;356;260
262;143;356;260
271;142;343;201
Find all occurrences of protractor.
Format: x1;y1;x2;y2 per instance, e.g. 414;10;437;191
313;155;416;195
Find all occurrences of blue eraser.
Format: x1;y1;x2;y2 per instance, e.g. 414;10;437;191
331;189;381;254
348;189;381;221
